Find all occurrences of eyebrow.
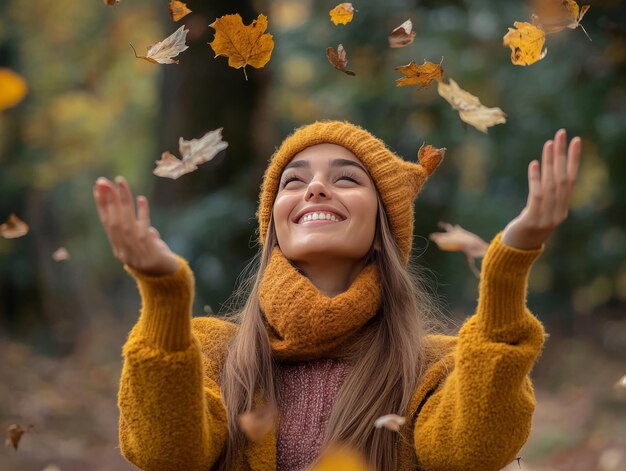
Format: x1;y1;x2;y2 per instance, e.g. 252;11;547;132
283;158;367;173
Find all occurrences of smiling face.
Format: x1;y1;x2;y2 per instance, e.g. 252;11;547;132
272;143;379;266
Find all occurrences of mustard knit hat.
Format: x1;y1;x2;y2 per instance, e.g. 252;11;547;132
257;120;444;265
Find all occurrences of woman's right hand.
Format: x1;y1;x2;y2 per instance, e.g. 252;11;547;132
93;176;181;277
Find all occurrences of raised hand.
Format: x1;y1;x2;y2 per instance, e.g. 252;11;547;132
93;176;180;276
502;129;582;250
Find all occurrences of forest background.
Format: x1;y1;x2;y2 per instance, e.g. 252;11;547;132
0;0;625;470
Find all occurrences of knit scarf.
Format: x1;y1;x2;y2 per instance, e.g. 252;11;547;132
259;247;382;361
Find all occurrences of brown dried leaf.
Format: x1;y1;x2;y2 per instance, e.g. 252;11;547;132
418;144;446;175
52;247;70;262
374;414;405;432
429;222;489;277
395;57;443;89
0;214;29;239
437;78;507;133
153;128;229;179
238;404;277;442
531;0;591;36
326;44;356;76
168;0;192;22
329;3;355;26
389;19;416;48
103;0;119;5
5;424;32;450
131;25;189;64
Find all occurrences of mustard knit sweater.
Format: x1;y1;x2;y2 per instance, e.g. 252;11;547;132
118;231;546;471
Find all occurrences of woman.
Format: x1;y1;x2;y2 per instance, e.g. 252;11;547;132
93;121;581;471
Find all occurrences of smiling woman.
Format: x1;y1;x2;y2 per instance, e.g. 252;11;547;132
101;120;582;471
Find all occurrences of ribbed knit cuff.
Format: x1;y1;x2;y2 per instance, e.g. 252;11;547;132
123;255;195;351
476;231;544;335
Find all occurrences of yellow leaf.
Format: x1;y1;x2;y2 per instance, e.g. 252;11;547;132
531;0;591;36
326;44;356;76
394;58;443;89
329;3;355;26
429;222;489;277
389;19;416;48
0;214;29;239
503;21;547;66
131;25;189;64
168;0;192;22
0;68;28;112
437;78;507;133
209;14;274;80
154;128;229;179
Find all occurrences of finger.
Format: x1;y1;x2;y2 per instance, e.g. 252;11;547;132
553;129;568;178
137;195;151;237
526;160;542;218
115;176;138;246
93;181;109;226
540;139;556;219
567;137;582;188
105;184;126;259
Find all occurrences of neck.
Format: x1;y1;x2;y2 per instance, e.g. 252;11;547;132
294;256;369;297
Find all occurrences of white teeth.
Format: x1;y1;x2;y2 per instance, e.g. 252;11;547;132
298;212;341;224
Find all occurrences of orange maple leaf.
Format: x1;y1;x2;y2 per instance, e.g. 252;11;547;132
326;44;356;76
209;14;274;80
329;3;355;26
168;0;192;22
503;21;547;66
395;58;443;89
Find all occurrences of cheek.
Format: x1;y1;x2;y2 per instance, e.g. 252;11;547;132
273;195;295;232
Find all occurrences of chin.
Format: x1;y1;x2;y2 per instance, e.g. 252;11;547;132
281;242;368;264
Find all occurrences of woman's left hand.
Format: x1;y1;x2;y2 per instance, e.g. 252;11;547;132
501;129;582;250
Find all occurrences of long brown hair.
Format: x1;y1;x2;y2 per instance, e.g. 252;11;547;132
215;195;446;470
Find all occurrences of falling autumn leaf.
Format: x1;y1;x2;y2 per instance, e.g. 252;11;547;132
329;3;355;26
531;0;591;37
437;78;507;133
52;247;70;262
131;25;189;64
154;128;229;179
103;0;119;5
308;447;372;471
0;68;28;112
168;0;192;22
615;374;626;390
503;21;547;66
238;404;277;442
395;58;443;89
374;414;406;432
429;222;489;277
209;14;274;80
326;44;356;76
389;19;416;48
5;424;33;450
0;214;29;239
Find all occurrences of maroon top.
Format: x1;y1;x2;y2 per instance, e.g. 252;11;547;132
274;358;352;470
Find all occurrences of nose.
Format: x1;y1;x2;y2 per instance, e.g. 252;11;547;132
305;179;330;201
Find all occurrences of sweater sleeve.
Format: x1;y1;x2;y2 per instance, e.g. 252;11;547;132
117;255;228;471
413;231;546;471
